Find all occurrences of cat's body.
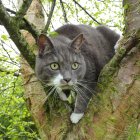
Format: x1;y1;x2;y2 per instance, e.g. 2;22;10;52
35;24;120;123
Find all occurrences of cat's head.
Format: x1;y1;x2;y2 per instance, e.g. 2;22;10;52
35;33;86;90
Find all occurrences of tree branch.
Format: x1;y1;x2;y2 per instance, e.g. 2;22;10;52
43;0;56;33
0;6;39;39
19;18;39;39
73;0;102;25
16;0;33;18
0;1;35;69
60;0;68;23
99;29;140;82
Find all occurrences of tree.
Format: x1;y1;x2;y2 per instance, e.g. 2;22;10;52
0;0;140;139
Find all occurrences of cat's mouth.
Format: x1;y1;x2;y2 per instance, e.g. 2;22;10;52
60;84;71;90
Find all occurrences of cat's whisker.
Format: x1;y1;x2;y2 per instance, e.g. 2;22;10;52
37;77;54;88
37;77;50;83
44;83;54;88
53;89;58;101
78;80;98;84
46;86;54;93
73;85;87;103
77;80;103;87
76;82;97;96
74;85;90;100
45;86;56;101
76;82;93;93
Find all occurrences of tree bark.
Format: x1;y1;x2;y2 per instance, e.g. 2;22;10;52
19;0;50;139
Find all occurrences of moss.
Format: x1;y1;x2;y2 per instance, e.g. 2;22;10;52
93;124;106;139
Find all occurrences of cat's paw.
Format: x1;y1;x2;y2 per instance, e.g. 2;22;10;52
70;112;84;124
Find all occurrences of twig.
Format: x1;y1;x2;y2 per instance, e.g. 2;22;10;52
0;39;19;55
0;58;20;67
4;76;18;114
0;40;18;65
5;7;16;14
74;1;80;22
60;0;68;23
0;68;16;74
43;0;56;33
73;0;102;25
0;79;39;94
38;0;55;30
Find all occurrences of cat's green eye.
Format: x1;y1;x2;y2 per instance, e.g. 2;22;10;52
50;63;59;70
72;62;79;70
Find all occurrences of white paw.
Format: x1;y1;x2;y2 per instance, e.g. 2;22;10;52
70;112;84;124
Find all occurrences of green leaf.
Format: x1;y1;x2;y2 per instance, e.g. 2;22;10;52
1;34;8;41
123;4;129;10
49;31;59;37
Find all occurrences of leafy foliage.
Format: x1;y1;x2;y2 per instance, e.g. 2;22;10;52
45;0;123;33
0;33;40;139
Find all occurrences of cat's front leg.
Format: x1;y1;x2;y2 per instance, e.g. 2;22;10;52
70;89;92;124
57;87;67;101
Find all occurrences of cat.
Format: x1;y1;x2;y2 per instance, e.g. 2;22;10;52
35;24;120;124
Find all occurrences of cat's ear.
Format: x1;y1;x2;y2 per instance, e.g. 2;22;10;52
37;34;54;57
71;33;85;53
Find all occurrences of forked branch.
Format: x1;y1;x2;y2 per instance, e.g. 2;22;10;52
0;1;35;69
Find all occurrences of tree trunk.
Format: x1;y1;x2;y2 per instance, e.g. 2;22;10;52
19;0;50;139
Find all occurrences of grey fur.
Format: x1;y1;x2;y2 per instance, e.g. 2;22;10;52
35;24;120;116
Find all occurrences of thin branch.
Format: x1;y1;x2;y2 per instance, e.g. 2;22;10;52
73;0;102;25
38;0;55;30
74;1;80;22
0;67;16;74
43;0;56;33
0;79;38;94
0;39;19;55
5;7;16;14
16;0;33;18
0;40;18;65
60;0;68;23
0;58;20;67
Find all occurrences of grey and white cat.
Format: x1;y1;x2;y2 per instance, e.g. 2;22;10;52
35;24;120;123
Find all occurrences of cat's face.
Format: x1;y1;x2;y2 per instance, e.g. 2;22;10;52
35;34;86;90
